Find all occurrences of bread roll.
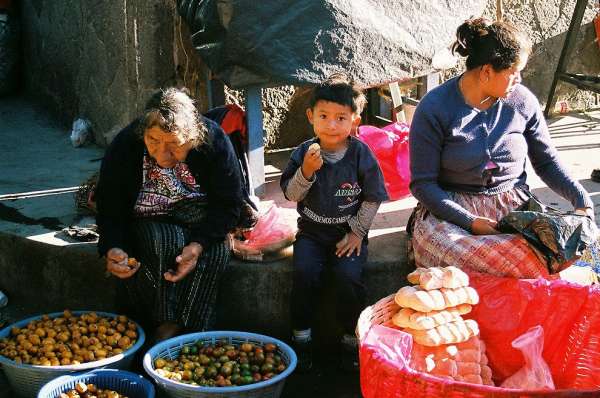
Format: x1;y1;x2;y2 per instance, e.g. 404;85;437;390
457;361;481;375
481;364;493;381
442;266;469;288
395;285;479;312
394;286;444;312
431;358;457;377
460;374;483;385
405;319;479;346
408;304;472;330
455;349;480;363
407;266;470;290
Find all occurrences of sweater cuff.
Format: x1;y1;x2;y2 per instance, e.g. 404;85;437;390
453;213;477;233
575;193;594;211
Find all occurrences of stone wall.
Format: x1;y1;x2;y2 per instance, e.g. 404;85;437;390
484;0;600;112
262;0;600;149
18;0;600;149
19;0;209;146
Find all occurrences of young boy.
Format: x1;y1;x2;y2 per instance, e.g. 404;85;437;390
280;73;388;371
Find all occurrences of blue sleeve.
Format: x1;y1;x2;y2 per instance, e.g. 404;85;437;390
188;121;243;248
280;144;307;201
409;99;477;231
524;100;592;209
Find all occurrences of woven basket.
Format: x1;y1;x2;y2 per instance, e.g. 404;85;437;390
143;331;297;398
0;311;145;398
37;369;155;398
357;294;600;398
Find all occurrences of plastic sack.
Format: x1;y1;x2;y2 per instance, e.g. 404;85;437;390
500;326;554;390
231;205;297;261
498;196;599;274
467;272;600;389
358;122;411;201
70;118;92;147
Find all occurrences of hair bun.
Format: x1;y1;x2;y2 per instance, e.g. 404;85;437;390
452;18;491;57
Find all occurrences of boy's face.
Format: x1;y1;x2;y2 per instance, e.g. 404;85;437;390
306;100;361;151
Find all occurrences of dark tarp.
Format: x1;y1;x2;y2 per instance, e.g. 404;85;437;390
498;197;599;274
177;0;485;89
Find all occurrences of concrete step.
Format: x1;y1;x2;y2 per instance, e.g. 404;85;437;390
0;229;411;344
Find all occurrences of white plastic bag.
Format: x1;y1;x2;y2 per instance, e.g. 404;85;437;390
500;325;555;390
70;118;92;147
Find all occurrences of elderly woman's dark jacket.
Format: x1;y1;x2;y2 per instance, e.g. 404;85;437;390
96;116;243;257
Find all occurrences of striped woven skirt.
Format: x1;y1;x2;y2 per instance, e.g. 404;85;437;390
409;187;598;279
124;218;230;331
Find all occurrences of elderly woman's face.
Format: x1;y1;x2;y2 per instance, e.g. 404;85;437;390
144;126;192;168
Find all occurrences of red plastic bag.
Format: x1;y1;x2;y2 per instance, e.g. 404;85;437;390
500;326;555;390
358;122;411;200
232;205;297;261
360;274;600;397
467;273;600;389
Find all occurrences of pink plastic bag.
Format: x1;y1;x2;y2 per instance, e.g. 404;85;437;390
500;326;555;390
232;205;297;261
358;122;411;200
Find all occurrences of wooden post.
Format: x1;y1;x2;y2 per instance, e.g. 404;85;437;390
245;86;265;196
544;0;589;116
417;72;440;99
389;81;406;123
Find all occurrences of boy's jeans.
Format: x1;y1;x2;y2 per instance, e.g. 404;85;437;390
291;234;367;334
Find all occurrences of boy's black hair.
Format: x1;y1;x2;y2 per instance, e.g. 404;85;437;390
309;72;367;114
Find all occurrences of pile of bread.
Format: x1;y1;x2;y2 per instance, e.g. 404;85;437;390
392;266;494;386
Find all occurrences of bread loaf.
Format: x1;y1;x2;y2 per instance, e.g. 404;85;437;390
407;266;470;290
395;285;479;312
457;361;481;375
405;319;479;346
392;304;472;330
456;374;483;384
454;348;480;363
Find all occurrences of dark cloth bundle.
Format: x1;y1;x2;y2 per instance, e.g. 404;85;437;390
498;197;598;274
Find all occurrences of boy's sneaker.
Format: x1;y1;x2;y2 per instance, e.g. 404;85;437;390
339;334;359;372
592;169;600;183
291;339;313;373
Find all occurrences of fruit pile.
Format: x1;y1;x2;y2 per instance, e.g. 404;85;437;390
0;310;138;366
59;382;128;398
153;339;287;387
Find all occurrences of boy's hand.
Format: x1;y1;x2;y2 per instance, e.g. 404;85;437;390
301;144;323;180
164;242;203;282
335;232;363;257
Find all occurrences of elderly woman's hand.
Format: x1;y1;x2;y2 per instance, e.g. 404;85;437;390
164;242;203;282
106;248;140;279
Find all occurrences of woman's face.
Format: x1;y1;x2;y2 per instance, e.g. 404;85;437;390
483;53;528;98
144;126;192;168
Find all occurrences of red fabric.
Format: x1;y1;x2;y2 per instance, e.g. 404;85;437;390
221;104;247;141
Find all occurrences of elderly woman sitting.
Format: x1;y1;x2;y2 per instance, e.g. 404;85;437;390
95;87;243;340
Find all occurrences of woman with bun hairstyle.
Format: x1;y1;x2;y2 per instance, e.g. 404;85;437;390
408;18;595;278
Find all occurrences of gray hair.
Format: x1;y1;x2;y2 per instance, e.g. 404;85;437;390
140;87;207;147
